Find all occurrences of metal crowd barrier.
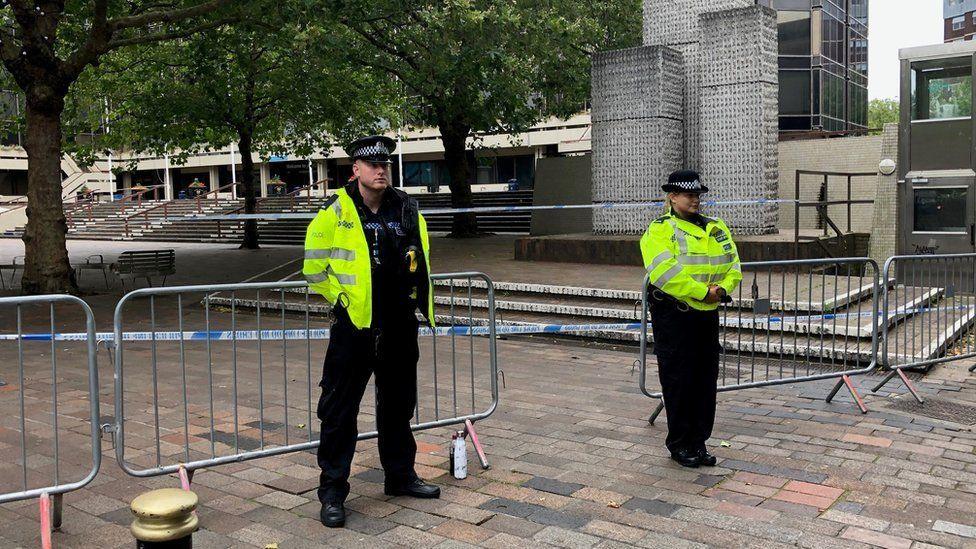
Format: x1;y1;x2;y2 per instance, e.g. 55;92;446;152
637;258;880;423
872;253;976;402
0;295;101;534
110;273;498;479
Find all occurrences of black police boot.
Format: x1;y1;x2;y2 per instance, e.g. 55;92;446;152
697;448;717;467
320;502;346;528
384;478;441;499
670;448;702;468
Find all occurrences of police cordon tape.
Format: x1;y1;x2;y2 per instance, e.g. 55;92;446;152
0;322;645;342
2;303;971;342
164;198;800;222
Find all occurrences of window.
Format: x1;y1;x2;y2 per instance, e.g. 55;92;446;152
777;11;811;56
914;188;967;232
953;16;966;31
779;71;811;115
911;58;973;120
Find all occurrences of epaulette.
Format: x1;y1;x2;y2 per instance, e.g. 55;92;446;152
318;194;339;211
652;215;669;224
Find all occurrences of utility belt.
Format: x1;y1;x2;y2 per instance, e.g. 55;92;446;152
647;285;732;314
648;285;692;313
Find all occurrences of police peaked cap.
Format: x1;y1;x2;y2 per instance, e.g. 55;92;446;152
662;169;708;193
345;135;397;164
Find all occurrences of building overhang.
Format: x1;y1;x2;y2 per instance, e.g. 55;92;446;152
900;40;976;62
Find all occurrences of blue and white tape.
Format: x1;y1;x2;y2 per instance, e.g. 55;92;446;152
0;322;645;342
3;303;969;343
164;198;799;222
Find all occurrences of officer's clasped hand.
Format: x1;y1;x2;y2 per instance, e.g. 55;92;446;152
704;285;726;304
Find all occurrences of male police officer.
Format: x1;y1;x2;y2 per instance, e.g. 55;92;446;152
304;135;440;528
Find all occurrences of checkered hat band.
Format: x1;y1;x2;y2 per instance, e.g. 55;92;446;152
672;180;702;190
354;142;390;157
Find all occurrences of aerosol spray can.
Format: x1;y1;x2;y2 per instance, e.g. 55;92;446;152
451;430;468;479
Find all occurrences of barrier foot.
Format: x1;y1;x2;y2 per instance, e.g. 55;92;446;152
873;368;924;404
970;363;976;372
39;493;52;549
648;400;665;426
464;419;490;470
826;375;868;414
178;465;193;490
870;369;898;394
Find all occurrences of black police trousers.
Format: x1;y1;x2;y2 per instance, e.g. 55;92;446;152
650;297;720;454
316;313;419;504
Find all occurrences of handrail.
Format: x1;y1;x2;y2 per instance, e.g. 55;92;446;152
285;181;320;201
793;170;877;259
212;183;325;238
123;182;237;237
187;181;238;216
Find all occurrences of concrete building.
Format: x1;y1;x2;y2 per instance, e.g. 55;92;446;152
897;40;976;255
945;0;976;42
0;114;592;201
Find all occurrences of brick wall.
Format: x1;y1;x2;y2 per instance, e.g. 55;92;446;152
868;124;900;266
777;134;884;232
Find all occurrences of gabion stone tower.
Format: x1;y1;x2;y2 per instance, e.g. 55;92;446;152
590;46;684;235
590;0;780;235
644;0;755;170
699;6;779;234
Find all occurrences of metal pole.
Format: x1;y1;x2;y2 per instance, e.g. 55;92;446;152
794;171;800;260
397;134;404;188
847;174;852;233
107;152;114;197
164;154;171;201
230;143;237;200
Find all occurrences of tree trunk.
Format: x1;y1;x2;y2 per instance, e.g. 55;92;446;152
237;132;260;249
438;119;479;237
20;93;77;294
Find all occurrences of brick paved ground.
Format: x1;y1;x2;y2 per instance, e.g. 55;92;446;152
0;238;975;547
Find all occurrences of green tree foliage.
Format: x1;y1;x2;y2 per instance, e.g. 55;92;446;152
327;0;641;236
87;3;398;248
868;98;899;131
1;0;247;294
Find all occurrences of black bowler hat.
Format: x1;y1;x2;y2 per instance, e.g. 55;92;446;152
662;169;708;193
345;135;396;164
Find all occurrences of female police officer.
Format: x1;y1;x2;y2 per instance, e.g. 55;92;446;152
639;170;742;468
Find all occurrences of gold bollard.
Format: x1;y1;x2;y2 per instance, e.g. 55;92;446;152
130;488;199;549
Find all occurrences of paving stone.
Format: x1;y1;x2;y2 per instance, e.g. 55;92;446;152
386;507;448;531
620;497;679;517
429;519;494;544
253;490;308;510
839;526;912;549
479;497;546;519
377;524;447;546
933;519;976;539
527;507;592;530
582;518;650;544
525;476;586;497
482;513;546;538
533;525;602;548
353;468;385;484
721;460;828;484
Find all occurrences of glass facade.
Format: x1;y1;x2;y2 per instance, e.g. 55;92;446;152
761;0;869;133
911;57;973;120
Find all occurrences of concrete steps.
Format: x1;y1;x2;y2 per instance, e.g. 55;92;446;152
201;270;976;366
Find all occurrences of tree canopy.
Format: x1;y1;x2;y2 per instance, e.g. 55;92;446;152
327;0;641;235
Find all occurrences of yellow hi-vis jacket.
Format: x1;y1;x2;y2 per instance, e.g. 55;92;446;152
302;187;435;329
639;211;743;311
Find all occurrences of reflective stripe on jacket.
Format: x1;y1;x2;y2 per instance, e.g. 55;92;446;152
303;187;435;329
639;211;743;311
